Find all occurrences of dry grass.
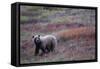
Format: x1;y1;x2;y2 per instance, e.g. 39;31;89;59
56;27;95;40
20;26;96;64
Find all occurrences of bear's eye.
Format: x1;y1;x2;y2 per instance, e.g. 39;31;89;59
35;37;41;42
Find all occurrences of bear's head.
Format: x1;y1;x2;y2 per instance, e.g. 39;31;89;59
32;35;41;46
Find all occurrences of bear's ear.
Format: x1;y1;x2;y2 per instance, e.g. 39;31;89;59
38;35;40;37
32;35;34;38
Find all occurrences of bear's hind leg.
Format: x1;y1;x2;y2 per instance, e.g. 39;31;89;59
39;46;46;56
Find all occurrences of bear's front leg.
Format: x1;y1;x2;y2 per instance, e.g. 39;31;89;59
34;47;39;56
